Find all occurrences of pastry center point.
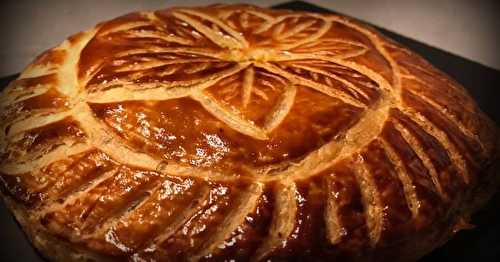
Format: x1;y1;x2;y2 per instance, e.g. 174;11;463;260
228;48;275;62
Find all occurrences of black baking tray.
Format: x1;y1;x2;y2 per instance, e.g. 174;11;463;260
1;1;499;261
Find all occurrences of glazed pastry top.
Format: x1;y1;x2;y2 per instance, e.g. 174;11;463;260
0;4;497;261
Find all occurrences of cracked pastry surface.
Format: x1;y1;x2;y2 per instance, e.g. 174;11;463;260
0;4;499;262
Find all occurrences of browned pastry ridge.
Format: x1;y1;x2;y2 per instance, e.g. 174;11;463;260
0;4;499;262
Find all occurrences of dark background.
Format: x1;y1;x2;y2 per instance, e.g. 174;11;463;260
1;1;500;261
1;0;500;76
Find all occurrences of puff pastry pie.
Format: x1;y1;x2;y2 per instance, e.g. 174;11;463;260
1;4;499;262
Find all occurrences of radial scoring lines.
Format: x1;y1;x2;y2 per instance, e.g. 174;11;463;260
83;6;385;141
0;5;492;262
1;6;398;182
1;10;395;257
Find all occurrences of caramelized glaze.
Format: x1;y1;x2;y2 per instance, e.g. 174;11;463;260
0;4;498;262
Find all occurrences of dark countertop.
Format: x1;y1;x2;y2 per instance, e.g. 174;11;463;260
0;1;499;261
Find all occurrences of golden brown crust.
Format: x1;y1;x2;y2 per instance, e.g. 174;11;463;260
0;4;499;261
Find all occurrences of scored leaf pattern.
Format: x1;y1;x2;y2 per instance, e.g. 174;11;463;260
3;5;491;261
86;6;382;140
